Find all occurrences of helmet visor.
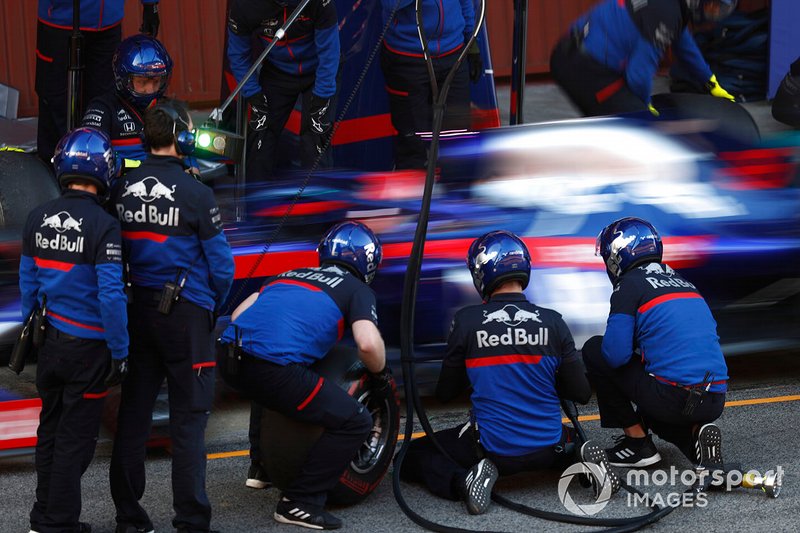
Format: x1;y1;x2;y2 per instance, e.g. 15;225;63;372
128;73;169;100
699;0;737;22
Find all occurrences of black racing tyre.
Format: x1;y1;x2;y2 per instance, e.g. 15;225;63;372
651;92;761;145
260;347;400;505
0;151;59;230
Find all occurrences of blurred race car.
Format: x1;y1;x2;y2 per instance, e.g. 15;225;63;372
221;114;800;388
2;112;800;455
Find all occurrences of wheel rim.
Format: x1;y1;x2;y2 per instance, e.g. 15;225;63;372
350;389;393;474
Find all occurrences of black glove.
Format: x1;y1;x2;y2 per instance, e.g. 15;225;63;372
248;93;270;132
105;357;129;387
140;3;160;37
309;95;332;136
467;41;483;83
368;365;396;400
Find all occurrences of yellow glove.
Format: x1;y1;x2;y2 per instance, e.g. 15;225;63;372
707;74;735;102
647;103;660;117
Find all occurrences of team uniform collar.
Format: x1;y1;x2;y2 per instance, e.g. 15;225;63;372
487;292;527;303
62;188;102;205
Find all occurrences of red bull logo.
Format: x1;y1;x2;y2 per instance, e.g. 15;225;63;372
280;268;344;288
121;176;177;203
476;327;550;349
117;177;180;227
474;245;498;267
36;211;85;252
482;304;541;326
40;211;83;233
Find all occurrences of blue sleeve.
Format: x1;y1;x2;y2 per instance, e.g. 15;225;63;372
96;262;129;359
312;25;340;99
674;28;713;85
196;187;234;309
226;28;263;99
624;38;661;104
461;0;476;40
202;232;235;309
602;313;635;368
19;255;39;320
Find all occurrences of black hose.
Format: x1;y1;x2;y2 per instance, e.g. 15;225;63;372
390;0;680;528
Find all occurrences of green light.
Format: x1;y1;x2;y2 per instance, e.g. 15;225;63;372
198;132;212;148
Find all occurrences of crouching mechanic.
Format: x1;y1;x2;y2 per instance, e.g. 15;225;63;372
109;100;234;533
550;0;737;117
399;231;619;515
586;217;728;472
21;127;128;533
218;221;390;530
82;34;173;174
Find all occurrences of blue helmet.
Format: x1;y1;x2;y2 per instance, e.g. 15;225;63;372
595;217;663;282
685;0;737;23
52;127;116;194
317;221;382;284
467;230;531;299
113;34;173;109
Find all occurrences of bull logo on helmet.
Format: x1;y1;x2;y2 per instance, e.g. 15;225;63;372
41;211;83;234
474;246;498;268
121;176;177;203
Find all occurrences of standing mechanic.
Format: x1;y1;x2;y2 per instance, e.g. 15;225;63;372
550;0;737;116
82;34;173;175
226;0;340;181
36;0;159;164
109;100;235;533
586;217;728;471
21;127;128;533
399;231;619;515
218;221;390;530
379;0;479;170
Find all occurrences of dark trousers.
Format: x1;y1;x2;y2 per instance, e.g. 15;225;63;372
110;291;216;533
549;34;647;117
30;327;110;533
221;353;372;508
35;21;121;163
582;335;725;461
248;400;261;463
246;62;335;182
380;48;470;169
400;422;575;501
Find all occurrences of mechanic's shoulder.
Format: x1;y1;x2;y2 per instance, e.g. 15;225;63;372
530;303;565;321
455;302;486;319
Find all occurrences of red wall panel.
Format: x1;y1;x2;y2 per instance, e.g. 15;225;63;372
0;1;229;118
485;0;600;77
0;0;39;117
0;0;772;118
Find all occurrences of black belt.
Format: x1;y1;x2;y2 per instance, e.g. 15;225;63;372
46;327;82;342
131;286;165;303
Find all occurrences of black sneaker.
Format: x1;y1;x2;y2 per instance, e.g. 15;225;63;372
274;498;342;530
695;423;723;469
605;434;662;468
462;458;499;515
246;461;271;489
580;441;621;498
115;524;154;533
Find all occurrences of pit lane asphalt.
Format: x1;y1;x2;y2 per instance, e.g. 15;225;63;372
1;350;798;532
